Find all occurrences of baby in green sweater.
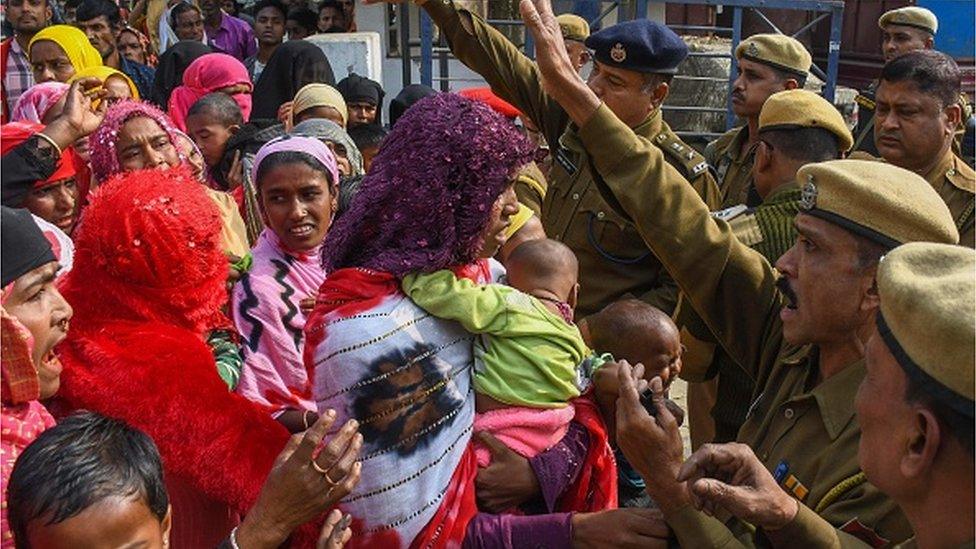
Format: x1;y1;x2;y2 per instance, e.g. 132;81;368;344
402;239;588;415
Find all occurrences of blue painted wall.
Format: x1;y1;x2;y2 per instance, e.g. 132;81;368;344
917;0;975;58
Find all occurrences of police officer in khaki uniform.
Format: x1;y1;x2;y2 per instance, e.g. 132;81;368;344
853;7;972;158
704;34;811;208
404;0;720;319
683;89;854;444
868;49;975;247
516;2;960;544
556;13;590;74
675;242;975;549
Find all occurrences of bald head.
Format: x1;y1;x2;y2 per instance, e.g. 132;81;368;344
585;299;682;386
506;238;579;302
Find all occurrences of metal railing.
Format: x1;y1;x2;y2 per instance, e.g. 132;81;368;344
409;0;844;134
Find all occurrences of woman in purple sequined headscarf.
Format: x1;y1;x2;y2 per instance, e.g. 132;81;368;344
306;94;597;547
88;100;185;183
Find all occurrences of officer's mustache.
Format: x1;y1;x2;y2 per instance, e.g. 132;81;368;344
776;276;798;309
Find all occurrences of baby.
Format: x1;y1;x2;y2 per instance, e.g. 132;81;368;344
402;239;591;467
581;299;686;508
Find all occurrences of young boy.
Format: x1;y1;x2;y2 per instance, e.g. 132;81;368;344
402;239;593;466
185;93;244;174
347;123;387;174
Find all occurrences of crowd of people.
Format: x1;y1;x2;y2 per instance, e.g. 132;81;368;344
0;0;973;547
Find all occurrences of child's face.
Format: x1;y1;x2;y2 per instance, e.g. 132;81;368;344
25;495;171;549
640;329;683;390
185;112;235;168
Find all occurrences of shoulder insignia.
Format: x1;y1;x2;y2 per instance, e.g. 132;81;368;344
711;204;748;221
854;94;876;111
657;130;710;180
839;519;890;549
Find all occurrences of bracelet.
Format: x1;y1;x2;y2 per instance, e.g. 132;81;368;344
228;526;241;549
302;410;312;430
35;132;63;158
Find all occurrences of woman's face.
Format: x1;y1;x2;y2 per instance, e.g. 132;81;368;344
116;116;181;174
216;84;251;96
478;182;519;258
117;31;146;64
258;161;336;252
3;261;73;399
104;75;134;104
323;140;351;176
30;40;74;83
23;178;79;234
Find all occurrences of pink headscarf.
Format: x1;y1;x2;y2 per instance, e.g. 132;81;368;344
251;135;340;189
167;53;252;131
10;82;70;123
88;99;186;182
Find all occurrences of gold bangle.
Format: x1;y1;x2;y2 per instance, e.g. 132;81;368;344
35;132;63;158
302;410;311;430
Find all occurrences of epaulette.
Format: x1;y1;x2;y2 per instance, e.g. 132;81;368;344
946;158;976;194
655;129;709;179
854;94;875;111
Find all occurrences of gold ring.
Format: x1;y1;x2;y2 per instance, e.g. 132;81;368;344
311;460;340;485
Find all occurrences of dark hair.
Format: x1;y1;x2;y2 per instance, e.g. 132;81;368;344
337;174;363;218
287;7;317;31
188;92;244;126
347;123;388;150
853;233;889;271
760;127;841;163
255;150;335;188
64;0;82;10
641;73;674;92
7;412;169;545
905;374;975;457
75;0;120;26
254;0;286;19
770;65;808;87
881;50;961;109
318;0;342;15
170;1;201;28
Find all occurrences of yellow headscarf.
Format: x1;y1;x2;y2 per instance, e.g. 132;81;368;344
28;25;103;76
290;83;347;127
70;66;140;100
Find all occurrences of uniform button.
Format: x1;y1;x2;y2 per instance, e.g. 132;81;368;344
572;193;580;200
948;168;956;176
597;211;606;219
784;408;794;419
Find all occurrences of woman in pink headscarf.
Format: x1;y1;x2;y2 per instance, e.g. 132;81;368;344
168;53;252;131
10;82;70;124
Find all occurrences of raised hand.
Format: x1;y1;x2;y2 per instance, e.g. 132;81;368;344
677;442;798;529
41;77;108;151
571;508;670;549
235;410;363;549
615;363;688;512
518;0;600;124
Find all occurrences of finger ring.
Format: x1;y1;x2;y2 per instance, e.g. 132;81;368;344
311;460;341;484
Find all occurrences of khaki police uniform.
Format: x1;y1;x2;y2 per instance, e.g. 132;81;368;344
421;0;720;318
707;34;812;208
772;241;975;548
575;103;959;546
924;150;975;247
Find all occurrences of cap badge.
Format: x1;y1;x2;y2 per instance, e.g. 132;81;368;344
747;42;760;57
800;175;817;210
610;43;627;63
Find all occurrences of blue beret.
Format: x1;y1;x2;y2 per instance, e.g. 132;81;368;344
585;19;688;74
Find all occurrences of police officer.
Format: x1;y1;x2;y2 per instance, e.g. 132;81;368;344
555;13;590;74
854;7;936;156
683;89;854;444
674;242;975;549
402;0;720;320
704;33;811;208
870;49;974;247
518;0;960;544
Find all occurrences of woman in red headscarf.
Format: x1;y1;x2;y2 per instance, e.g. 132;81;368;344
53;169;303;547
0;122;81;235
